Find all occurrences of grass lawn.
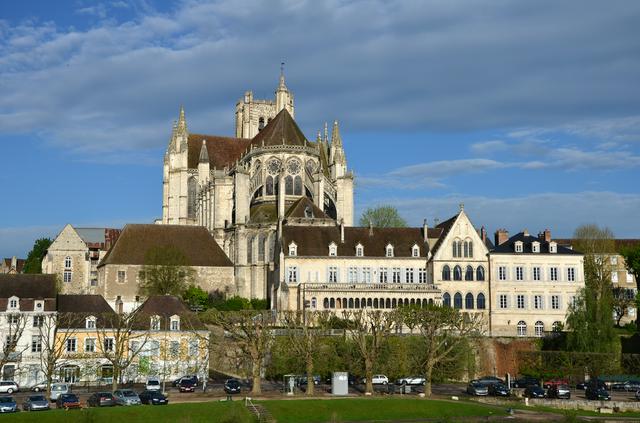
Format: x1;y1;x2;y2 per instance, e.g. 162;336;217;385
4;401;253;423
259;398;508;423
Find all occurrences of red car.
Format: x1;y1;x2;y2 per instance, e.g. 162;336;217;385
543;378;569;389
179;379;196;393
56;393;81;409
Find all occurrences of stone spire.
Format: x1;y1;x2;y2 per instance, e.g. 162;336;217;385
199;140;209;163
177;105;187;134
331;120;342;147
323;122;329;143
275;63;294;116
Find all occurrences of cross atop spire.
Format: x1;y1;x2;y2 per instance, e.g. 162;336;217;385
278;61;286;90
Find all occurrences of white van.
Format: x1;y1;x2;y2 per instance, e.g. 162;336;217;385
49;383;70;402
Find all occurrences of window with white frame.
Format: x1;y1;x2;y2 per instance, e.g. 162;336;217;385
288;266;298;283
611;271;619;283
8;298;18;309
86;316;96;329
33;315;44;327
7;314;19;324
499;294;508;309
170;317;180;331
356;244;364;257
328;266;338;283
567;268;576;282
517;321;527;336
31;335;42;353
532;241;540;253
328;243;337;256
405;268;414;283
150;316;161;331
348;267;358;283
385;244;394;257
551;295;560;309
517;294;525;309
63;271;72;283
392;268;401;283
188;339;199;356
627;272;634;283
419;268;427;284
516;266;524;281
515;241;523;253
550;267;558;281
533;267;541;281
379;267;388;283
66;338;77;353
534;295;543;309
64;256;72;269
412;245;420;257
85;338;96;353
498;266;507;281
104;338;114;352
534;321;544;337
549;242;557;253
117;270;125;283
362;267;371;283
288;242;297;256
611;256;618;265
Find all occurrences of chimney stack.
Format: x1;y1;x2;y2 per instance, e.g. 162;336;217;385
368;220;374;236
494;229;509;246
523;228;529;237
538;229;551;242
480;226;487;244
423;219;428;242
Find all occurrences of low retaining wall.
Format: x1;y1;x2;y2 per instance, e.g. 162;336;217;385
477;396;640;413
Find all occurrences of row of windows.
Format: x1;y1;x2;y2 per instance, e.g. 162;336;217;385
497;266;577;282
497;294;571;310
64;338;200;356
516;320;562;337
452;240;474;258
289;242;421;258
265;175;303;196
442;292;486;309
319;297;435;310
441;265;485;281
287;267;428;284
611;271;635;283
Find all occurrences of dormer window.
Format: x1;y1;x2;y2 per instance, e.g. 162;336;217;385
412;244;420;257
386;244;394;257
85;316;96;329
288;242;297;256
170;316;180;331
34;300;44;311
329;242;337;257
8;296;19;311
304;206;314;218
355;244;364;257
549;242;557;253
514;241;523;253
532;241;540;253
150;315;161;331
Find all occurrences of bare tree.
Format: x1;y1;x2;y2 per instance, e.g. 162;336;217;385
612;287;636;327
0;313;28;379
203;309;275;394
95;311;150;391
281;310;331;396
412;305;484;397
342;309;397;395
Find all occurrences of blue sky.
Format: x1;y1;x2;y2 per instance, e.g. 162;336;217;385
1;0;640;258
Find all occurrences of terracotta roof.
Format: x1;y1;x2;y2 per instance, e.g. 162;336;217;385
285;197;331;220
251;108;308;148
99;224;233;267
188;134;251;170
132;295;206;330
491;233;582;255
283;225;440;257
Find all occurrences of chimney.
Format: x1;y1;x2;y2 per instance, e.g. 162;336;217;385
538;229;551;242
10;256;17;270
523;228;529;237
480;226;487;244
423;219;428;243
368;220;374;236
340;218;345;243
494;229;509;246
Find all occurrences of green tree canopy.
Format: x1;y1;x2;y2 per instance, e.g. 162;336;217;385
358;205;407;228
621;242;640;329
138;245;195;296
23;237;52;274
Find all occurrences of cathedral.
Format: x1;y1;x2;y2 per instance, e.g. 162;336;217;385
162;72;354;303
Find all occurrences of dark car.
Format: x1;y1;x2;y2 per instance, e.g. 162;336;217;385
488;383;510;397
511;376;540;388
172;375;198;387
577;379;606;390
547;384;571;399
139;390;168;405
87;392;116;407
586;386;611;401
22;395;50;411
0;396;18;413
524;385;546;398
466;381;489;396
477;376;504;386
224;379;241;395
179;379;196;393
622;381;640;392
56;393;81;409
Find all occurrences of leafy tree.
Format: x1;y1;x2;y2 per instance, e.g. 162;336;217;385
138;246;195;296
358;205;407;228
612;287;636;327
183;285;210;310
621;243;640;329
23;237;52;274
566;224;617;353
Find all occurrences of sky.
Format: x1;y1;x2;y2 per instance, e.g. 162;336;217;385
1;0;639;258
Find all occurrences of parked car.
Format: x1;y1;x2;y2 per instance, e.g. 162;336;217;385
113;389;141;406
466;381;489;396
477;376;504;386
22;395;50;411
0;381;19;394
172;375;198;387
145;378;161;391
30;380;59;392
577;379;606;390
396;376;426;386
586;386;611;401
139;390;169;405
622;380;640;392
488;383;510;397
298;375;321;386
360;375;389;385
87;392;116;407
224;379;242;395
524;385;546;398
511;376;540;388
56;393;81;409
543;378;569;389
49;383;70;402
179;379;197;393
0;396;18;413
635;389;640;401
547;384;571;399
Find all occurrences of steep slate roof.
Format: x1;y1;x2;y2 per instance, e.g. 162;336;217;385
99;224;232;267
491;232;582;255
430;213;459;254
283;226;440;257
251;108;308;148
250;203;278;224
132;295;206;330
555;238;640;253
0;274;57;298
187;134;251;170
285;197;331;220
56;295;116;329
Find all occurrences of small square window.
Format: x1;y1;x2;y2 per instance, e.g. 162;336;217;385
117;271;126;283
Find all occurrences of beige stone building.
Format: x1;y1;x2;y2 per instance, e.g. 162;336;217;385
1;257;24;274
488;229;585;337
42;225;121;294
97;224;234;312
161;72;354;302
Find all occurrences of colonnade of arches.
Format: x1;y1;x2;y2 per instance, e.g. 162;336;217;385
441;292;486;309
320;296;435;310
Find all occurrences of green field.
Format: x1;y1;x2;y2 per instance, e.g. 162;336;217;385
258;398;507;423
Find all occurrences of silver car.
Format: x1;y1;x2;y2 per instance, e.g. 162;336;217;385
0;396;17;413
467;381;489;396
49;383;69;402
23;395;50;411
0;381;19;394
113;389;141;406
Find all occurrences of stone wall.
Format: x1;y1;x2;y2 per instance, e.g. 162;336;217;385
473;337;538;378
